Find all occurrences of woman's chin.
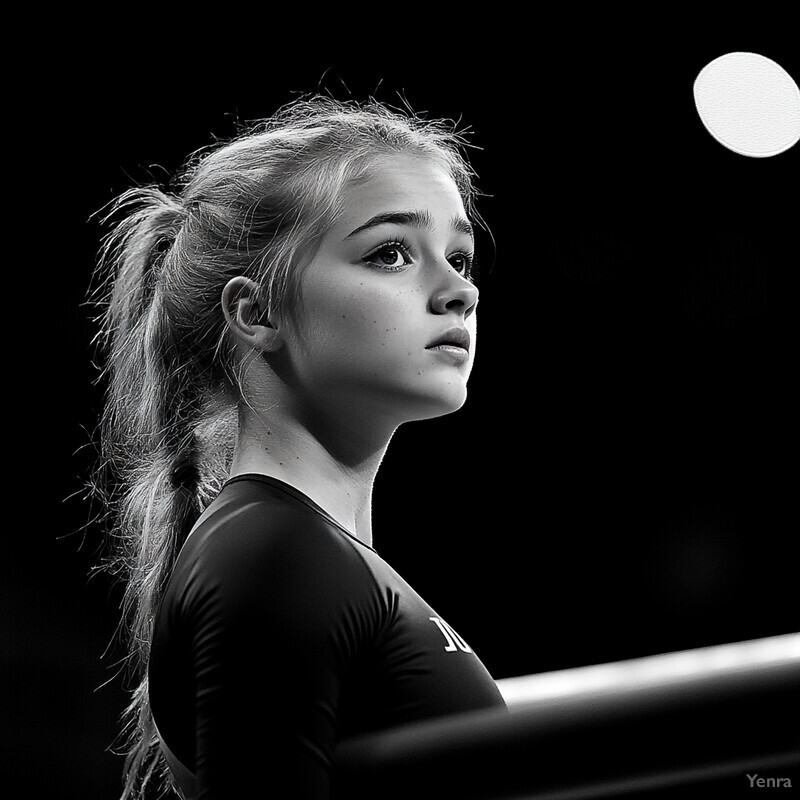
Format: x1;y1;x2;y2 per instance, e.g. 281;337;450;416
402;385;470;422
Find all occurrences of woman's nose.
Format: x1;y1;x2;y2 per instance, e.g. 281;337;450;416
429;273;479;318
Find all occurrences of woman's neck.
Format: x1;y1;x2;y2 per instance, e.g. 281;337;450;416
229;405;394;548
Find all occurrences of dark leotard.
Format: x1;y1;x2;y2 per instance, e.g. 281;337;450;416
149;474;506;799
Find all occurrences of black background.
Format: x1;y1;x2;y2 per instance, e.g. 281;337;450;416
8;21;798;798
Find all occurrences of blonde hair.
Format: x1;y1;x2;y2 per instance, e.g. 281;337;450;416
89;95;481;798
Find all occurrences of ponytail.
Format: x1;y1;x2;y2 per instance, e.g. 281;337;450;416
92;187;206;799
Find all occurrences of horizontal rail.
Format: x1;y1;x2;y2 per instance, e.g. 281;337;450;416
334;634;800;799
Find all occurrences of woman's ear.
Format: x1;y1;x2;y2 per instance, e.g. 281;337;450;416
221;276;283;353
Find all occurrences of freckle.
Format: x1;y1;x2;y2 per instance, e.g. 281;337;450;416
342;315;347;319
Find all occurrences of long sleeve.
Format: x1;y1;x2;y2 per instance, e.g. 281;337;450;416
152;499;389;799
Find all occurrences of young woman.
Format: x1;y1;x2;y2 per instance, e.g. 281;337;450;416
92;96;506;800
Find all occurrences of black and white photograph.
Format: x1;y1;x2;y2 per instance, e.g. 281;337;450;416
8;22;799;799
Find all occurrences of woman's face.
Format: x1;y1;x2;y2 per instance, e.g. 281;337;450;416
277;154;480;429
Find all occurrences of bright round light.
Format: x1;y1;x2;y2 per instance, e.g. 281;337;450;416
693;51;800;157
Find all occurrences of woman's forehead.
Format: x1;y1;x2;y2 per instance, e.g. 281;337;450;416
337;155;466;225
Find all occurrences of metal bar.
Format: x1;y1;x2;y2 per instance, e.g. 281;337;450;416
333;634;800;799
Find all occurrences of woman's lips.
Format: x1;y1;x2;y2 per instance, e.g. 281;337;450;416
425;341;470;362
425;327;471;352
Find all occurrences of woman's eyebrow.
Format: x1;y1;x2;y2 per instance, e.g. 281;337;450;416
344;210;473;240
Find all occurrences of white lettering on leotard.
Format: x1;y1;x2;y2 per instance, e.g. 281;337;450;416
429;617;473;653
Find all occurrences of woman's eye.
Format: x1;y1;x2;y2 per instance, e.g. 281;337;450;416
364;243;412;271
448;253;474;277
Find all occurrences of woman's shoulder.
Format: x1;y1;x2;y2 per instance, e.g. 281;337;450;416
177;474;373;588
164;474;387;627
